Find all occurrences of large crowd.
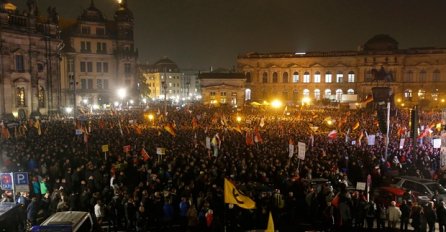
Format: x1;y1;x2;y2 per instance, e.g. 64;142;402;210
0;103;445;232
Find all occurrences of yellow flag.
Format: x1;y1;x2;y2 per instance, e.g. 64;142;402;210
224;178;255;209
353;121;360;130
266;211;274;232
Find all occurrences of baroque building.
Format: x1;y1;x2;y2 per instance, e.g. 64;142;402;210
237;34;446;108
0;1;62;118
60;0;137;111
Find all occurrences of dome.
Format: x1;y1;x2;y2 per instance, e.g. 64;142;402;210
114;0;133;22
363;34;398;51
153;58;179;73
79;0;105;22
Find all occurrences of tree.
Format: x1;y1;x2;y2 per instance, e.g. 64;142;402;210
137;67;150;100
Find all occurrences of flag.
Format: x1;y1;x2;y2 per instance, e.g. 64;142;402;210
141;148;150;161
260;117;265;128
266;211;275;232
164;123;176;137
83;132;88;144
34;119;41;136
134;125;142;135
328;130;337;139
352;121;360;131
234;124;242;134
358;131;364;146
254;127;263;144
192;117;198;129
246;130;254;146
123;145;131;153
224;178;256;209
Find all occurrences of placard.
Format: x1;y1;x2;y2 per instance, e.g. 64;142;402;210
297;142;306;160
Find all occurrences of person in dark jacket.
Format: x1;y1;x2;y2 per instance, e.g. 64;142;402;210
424;202;436;232
437;200;446;232
26;197;38;227
400;200;411;232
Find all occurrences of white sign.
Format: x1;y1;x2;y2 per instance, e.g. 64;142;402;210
156;147;166;155
75;129;83;135
367;135;375;146
356;182;366;191
399;138;405;149
297;142;306;160
288;144;294;158
433;138;441;149
441;147;446;171
206;137;211;150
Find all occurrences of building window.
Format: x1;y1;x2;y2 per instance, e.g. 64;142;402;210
303;89;310;98
103;80;109;89
324;89;331;99
97;79;103;89
348;71;355;83
81;26;91;34
336;72;343;83
87;62;93;72
314;71;321;83
314;89;321;100
262;72;268;83
272;72;278;83
303;72;310;83
80;62;86;72
245;89;251;101
325;72;332;83
96;62;102;73
97;42;107;53
125;63;131;76
419;70;427;82
404;89;413;99
96;27;105;35
15;55;24;72
336;89;343;101
38;86;45;108
404;71;413;82
433;70;441;82
293;72;299;83
282;72;289;83
347;89;354;94
103;62;108;73
16;87;26;107
365;70;373;82
418;89;426;99
81;79;93;90
81;41;91;52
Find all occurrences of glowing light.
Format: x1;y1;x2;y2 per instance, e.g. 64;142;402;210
148;114;154;121
397;98;402;103
114;101;119;107
327;120;333;126
271;99;282;108
129;99;134;105
92;105;100;110
12;111;18;117
65;107;73;113
82;99;88;104
302;97;311;105
117;88;127;100
117;0;122;4
236;116;242;123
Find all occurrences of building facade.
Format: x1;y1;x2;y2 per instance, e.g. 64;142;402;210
237;35;446;108
0;1;62;118
198;72;246;106
141;58;184;102
60;0;137;110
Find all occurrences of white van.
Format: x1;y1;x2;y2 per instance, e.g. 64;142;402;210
31;211;93;232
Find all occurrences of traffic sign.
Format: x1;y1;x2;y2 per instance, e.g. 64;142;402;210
0;173;13;190
13;172;29;192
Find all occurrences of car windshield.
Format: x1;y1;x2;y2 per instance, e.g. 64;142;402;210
425;183;446;194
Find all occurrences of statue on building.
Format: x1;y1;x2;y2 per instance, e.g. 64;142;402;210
371;66;393;82
47;7;59;24
26;0;38;16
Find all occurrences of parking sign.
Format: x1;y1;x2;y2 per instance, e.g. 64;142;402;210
13;172;29;192
0;173;13;190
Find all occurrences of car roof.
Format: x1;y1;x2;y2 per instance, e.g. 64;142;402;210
398;176;437;184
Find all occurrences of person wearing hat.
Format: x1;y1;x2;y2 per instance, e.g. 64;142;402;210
387;201;402;229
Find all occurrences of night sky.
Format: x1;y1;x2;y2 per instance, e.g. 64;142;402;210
13;0;446;70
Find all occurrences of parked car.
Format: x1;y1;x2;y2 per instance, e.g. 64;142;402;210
392;176;446;201
372;186;418;207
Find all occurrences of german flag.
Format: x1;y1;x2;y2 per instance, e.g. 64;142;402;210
164;123;176;137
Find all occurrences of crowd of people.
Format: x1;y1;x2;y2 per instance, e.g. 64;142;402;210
0;103;445;231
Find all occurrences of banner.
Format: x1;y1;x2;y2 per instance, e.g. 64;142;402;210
441;132;446;171
206;137;211;149
297;142;306;160
399;139;405;149
101;144;109;152
156;147;166;155
288;144;294;158
367;135;375;146
224;178;255;209
123;145;131;153
75;129;83;135
433;138;441;149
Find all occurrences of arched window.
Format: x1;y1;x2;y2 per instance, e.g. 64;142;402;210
245;72;252;83
348;71;355;83
314;71;321;83
404;71;413;82
303;89;310;97
419;70;426;82
303;72;310;83
262;72;268;83
347;89;354;94
324;89;331;99
365;70;373;82
325;71;332;83
336;72;343;83
292;72;299;83
272;72;278;83
335;89;343;101
433;70;441;82
282;72;289;83
16;87;26;107
245;89;251;101
314;89;321;100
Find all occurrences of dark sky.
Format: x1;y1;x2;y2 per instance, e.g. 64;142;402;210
13;0;446;70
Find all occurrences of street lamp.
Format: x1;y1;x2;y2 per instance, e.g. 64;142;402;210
117;88;127;109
